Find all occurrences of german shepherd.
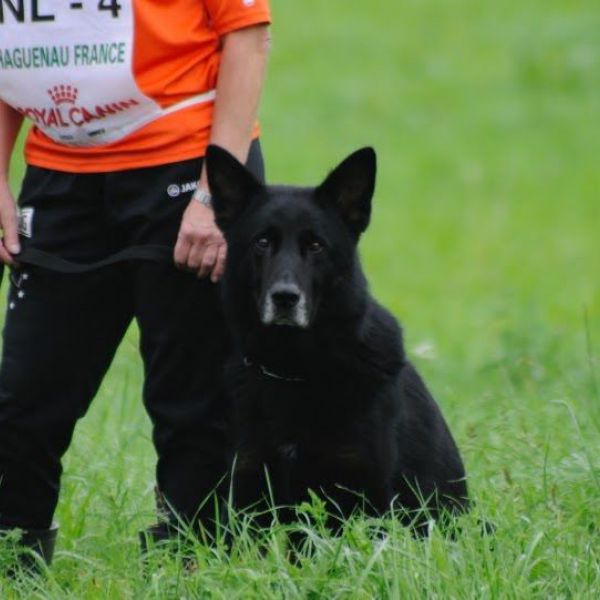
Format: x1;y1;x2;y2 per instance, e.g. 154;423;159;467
206;145;468;533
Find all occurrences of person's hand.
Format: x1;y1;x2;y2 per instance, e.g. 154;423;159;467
0;180;20;266
174;198;227;282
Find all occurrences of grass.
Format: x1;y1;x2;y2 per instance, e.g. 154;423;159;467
1;0;600;597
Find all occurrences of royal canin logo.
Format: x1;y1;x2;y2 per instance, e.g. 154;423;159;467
48;85;79;105
16;84;140;129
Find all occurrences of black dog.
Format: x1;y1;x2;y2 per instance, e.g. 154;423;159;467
206;145;468;533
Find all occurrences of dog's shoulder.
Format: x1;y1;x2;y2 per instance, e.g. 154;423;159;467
333;291;406;383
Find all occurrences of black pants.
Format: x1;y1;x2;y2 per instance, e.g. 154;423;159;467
0;141;264;531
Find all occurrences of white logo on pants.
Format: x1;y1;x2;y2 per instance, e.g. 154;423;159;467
18;207;34;238
167;181;198;198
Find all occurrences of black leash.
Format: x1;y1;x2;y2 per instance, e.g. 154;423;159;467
0;244;173;290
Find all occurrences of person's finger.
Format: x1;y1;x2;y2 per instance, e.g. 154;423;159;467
0;240;15;266
174;230;192;268
211;243;227;283
0;198;20;265
187;243;204;271
1;208;20;256
197;242;218;279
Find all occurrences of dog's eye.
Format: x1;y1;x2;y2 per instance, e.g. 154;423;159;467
254;236;271;251
308;240;324;254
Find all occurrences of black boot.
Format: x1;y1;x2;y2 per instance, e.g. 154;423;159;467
138;521;177;555
139;521;202;574
0;522;59;574
139;486;200;558
139;486;183;555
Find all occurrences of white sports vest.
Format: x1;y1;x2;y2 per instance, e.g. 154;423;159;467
0;1;215;147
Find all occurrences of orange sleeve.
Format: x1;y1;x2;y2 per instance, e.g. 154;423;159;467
204;0;271;36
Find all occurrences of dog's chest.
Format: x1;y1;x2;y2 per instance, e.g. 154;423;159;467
277;442;299;462
269;436;383;509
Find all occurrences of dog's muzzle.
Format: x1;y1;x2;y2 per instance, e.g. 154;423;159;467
262;282;309;328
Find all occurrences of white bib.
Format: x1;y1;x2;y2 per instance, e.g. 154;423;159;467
0;1;215;147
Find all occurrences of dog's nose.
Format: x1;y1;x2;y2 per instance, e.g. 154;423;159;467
271;283;301;309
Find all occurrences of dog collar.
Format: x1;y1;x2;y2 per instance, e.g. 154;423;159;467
243;356;306;383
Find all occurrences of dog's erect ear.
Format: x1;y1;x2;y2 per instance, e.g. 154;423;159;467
206;144;263;229
316;147;376;236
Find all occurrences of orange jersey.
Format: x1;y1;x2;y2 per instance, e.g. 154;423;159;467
0;0;271;173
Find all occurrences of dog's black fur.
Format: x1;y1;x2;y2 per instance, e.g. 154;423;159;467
206;145;468;532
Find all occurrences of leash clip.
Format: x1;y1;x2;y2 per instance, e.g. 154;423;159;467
243;356;306;384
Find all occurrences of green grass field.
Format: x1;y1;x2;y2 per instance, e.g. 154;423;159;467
2;0;600;597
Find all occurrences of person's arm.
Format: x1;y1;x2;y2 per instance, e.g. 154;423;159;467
0;100;24;265
174;24;270;282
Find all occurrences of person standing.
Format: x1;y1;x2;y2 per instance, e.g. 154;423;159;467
0;0;271;565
